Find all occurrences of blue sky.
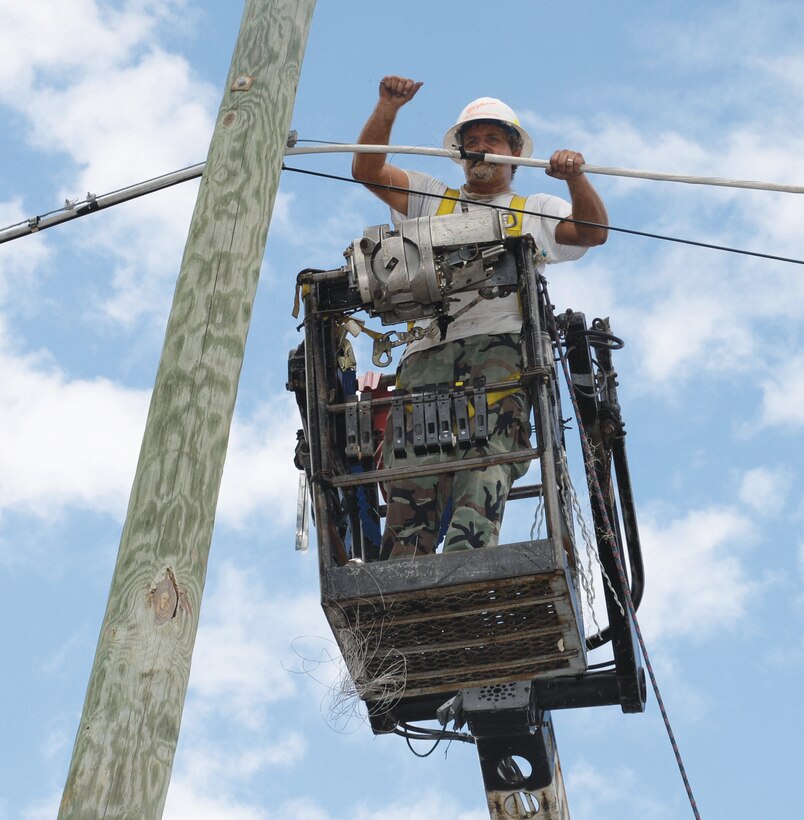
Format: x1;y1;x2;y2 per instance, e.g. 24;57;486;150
2;1;803;818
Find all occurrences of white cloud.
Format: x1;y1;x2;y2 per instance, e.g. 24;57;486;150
172;558;495;820
0;318;299;530
759;354;804;429
175;793;480;820
643;2;804;97
172;733;306;801
621;259;754;386
0;338;148;519
352;793;488;820
642;652;707;725
84;191;198;332
522;112;711;184
0;1;158;98
738;465;791;515
38;43;215;329
0;0;217;330
167;564;332;818
266;799;332;820
0;200;52;309
164;780;269;820
188;562;330;727
521;38;804;396
761;52;804;98
567;760;671;820
0;1;208;185
25;49;213;188
268;185;377;273
637;505;759;642
527;470;763;648
541;257;619;324
216;396;302;530
19;791;61;820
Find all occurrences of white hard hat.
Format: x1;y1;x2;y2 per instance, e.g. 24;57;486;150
442;97;533;164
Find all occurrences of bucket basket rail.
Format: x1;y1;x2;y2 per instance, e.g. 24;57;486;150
286;212;646;819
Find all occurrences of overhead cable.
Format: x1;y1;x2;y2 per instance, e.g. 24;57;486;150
2;144;802;266
283;164;804;266
289;143;804;195
0;163;205;244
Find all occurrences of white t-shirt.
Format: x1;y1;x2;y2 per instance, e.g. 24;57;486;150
394;170;587;356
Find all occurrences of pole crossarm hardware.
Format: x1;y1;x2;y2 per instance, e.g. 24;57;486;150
0;164;207;243
58;2;316;818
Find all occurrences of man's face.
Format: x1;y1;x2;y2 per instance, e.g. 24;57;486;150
461;122;516;156
460;122;520;184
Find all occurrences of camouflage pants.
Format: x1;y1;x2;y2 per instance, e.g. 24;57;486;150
380;333;531;560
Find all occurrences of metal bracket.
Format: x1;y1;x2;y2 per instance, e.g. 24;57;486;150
436;382;454;450
358;396;374;459
344;398;360;460
422;383;439;452
453;382;471;447
473;376;488;444
459;683;571;819
411;390;426;454
231;74;255;91
391;389;407;457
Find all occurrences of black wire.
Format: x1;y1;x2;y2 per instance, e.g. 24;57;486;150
8;156;800;270
395;721;475;746
575;328;625;350
282;163;804;266
587;659;617;670
403;733;441;757
399;721;475;742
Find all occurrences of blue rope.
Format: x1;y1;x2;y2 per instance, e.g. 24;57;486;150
353;463;382;547
340;369;381;551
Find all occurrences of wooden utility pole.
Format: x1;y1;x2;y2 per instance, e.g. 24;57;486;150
59;2;315;816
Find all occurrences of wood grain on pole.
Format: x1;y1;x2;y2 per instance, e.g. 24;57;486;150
59;2;316;816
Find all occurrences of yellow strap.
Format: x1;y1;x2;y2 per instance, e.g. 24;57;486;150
406;191;526;330
419;189;459;332
505;194;527;237
436;188;461;216
435;189;526;237
291;282;311;318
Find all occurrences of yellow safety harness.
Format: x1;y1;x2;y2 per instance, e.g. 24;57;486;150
435;188;528;237
427;188;528;408
302;190;530;411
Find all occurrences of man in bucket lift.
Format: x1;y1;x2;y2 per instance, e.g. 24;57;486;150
352;75;608;560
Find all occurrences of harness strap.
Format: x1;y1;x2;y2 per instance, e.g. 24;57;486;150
402;189;529;383
436;188;462;216
435;189;527;236
506;194;527;236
